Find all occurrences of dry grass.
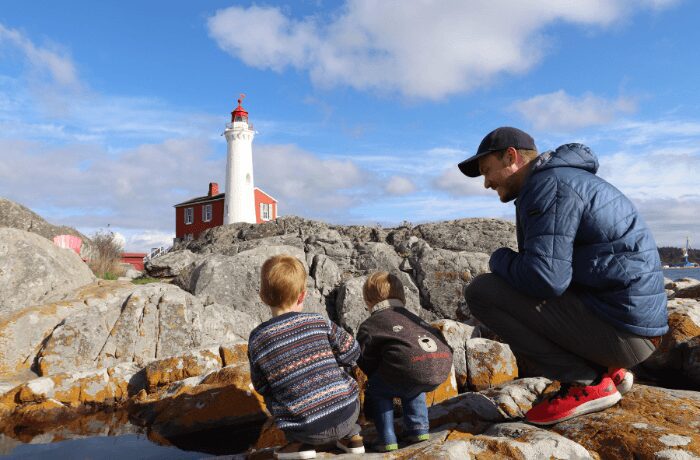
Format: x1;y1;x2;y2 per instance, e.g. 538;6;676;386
87;229;124;279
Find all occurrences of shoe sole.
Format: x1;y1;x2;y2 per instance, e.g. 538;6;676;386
335;441;365;454
275;451;317;460
526;392;622;426
616;372;633;395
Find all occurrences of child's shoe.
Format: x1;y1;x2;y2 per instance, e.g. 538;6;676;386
275;441;316;460
336;434;365;454
372;442;399;452
403;433;430;443
525;375;621;426
607;368;633;395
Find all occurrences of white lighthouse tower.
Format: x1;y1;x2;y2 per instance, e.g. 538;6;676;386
223;95;256;224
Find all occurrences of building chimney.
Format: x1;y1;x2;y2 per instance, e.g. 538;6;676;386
209;182;219;196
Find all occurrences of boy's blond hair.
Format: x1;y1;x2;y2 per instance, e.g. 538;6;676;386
260;255;306;308
363;271;406;308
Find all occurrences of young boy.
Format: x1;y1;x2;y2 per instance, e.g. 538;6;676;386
357;272;453;452
248;255;365;460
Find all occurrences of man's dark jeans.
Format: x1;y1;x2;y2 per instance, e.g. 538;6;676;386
464;273;657;384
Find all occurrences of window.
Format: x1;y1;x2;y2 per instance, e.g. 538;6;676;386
185;233;194;241
184;207;194;224
202;204;212;222
260;203;271;221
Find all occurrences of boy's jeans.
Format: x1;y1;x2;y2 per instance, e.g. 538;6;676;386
365;373;432;446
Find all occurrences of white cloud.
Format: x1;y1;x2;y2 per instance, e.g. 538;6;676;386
253;144;369;219
0;137;225;232
513;90;636;131
384;176;416;195
0;23;79;87
432;166;492;197
207;1;675;99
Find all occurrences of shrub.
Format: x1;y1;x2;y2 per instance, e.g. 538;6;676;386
87;229;124;279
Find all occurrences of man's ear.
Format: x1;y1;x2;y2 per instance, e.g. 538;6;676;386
504;146;518;166
297;290;306;305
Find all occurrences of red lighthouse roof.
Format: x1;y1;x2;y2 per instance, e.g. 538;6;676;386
231;93;249;123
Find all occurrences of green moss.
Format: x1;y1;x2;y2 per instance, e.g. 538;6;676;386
132;277;160;285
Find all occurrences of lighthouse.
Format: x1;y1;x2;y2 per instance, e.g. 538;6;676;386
223;95;256;224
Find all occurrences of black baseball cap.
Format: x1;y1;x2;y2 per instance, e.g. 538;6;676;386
458;127;536;177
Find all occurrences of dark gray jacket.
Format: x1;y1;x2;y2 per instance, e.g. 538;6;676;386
356;300;453;387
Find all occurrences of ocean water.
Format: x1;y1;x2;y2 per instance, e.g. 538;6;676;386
662;267;700;281
3;434;207;459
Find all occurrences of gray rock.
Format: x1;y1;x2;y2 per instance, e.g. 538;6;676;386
335;271;422;335
36;283;258;374
310;254;342;296
145;249;204;277
0;197;88;244
431;319;479;391
479;422;593;459
411;241;490;318
675;278;700;299
429;377;551;424
187;245;327;322
412;218;517;253
0;228;95;314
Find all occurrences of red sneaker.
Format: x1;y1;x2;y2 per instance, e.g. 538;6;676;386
607;368;633;395
525;375;621;426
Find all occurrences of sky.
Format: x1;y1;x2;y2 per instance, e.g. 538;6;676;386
0;0;699;252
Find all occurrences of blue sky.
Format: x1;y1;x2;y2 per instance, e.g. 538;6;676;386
0;0;698;252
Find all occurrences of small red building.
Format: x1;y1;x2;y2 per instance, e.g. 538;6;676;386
173;182;278;242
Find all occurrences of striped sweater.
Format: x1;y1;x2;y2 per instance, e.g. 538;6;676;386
247;311;360;434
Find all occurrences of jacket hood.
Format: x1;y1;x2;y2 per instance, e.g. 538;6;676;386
531;143;599;176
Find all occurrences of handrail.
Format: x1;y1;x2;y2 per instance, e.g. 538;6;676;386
143;245;171;263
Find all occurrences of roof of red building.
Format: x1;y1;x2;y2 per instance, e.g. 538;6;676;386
173;188;277;207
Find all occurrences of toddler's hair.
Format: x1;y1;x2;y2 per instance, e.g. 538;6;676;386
260;255;306;308
363;271;406;308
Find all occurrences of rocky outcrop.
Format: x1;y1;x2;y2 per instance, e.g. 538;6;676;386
335;272;424;335
144;249;204;278
643;297;700;387
0;197;87;243
182;246;329;323
167;216;513;321
673;277;700;299
35;283;257;375
0;228;95;314
3;214;700;458
0;281;135;376
553;386;700;459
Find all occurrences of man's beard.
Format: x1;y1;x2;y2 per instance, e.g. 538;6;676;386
499;174;520;202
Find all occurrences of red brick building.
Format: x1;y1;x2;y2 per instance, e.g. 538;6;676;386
173;182;278;242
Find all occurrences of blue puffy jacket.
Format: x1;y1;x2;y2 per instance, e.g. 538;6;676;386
489;143;668;337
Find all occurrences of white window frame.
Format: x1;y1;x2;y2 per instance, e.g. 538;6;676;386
260;203;271;221
184;207;194;225
185;233;194;241
202;204;212;222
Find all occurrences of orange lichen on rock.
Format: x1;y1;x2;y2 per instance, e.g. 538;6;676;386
129;362;267;437
553;385;700;459
144;348;222;393
219;342;249;367
253;417;286;449
466;339;518;391
425;366;459;406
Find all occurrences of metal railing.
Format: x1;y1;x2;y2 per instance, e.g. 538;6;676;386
143;245;171;264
